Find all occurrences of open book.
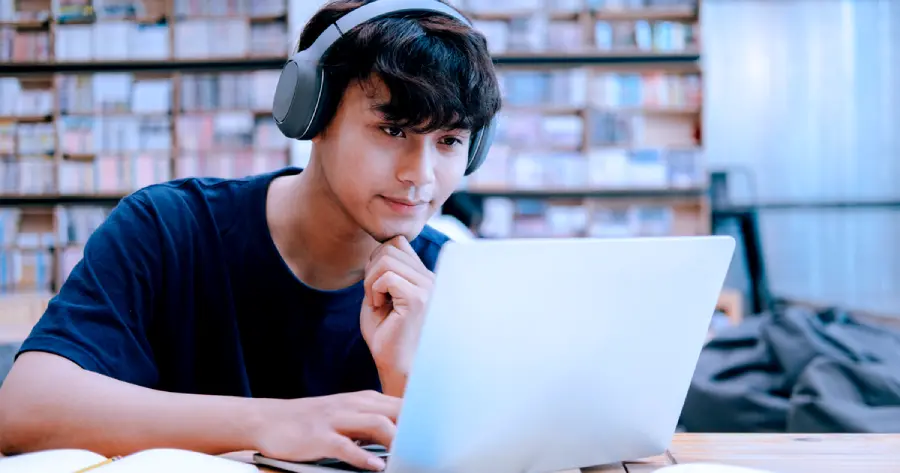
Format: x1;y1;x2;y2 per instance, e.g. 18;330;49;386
0;448;259;473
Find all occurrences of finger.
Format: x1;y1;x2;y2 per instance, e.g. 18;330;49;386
352;391;403;422
372;271;419;310
390;235;418;259
370;239;426;272
365;254;428;298
335;413;397;450
324;434;388;472
372;271;425;317
366;245;434;285
364;265;389;310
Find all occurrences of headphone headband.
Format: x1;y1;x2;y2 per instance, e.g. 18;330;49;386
306;0;472;58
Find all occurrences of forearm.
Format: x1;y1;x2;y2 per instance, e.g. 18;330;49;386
0;352;266;457
376;366;408;399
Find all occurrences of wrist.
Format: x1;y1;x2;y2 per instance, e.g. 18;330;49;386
244;397;277;452
376;365;409;398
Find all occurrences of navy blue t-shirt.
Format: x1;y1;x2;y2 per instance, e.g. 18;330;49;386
17;167;450;398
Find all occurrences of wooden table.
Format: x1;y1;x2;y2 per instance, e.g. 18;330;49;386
242;434;900;473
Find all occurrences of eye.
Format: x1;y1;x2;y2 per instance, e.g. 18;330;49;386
381;125;406;138
440;136;463;147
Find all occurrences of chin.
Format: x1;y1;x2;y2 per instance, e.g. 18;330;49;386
367;220;427;243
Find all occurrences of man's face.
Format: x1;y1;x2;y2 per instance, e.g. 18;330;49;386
313;77;471;242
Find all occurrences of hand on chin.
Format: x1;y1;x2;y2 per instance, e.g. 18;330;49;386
360;235;435;397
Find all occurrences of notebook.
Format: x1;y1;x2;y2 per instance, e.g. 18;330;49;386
0;448;258;473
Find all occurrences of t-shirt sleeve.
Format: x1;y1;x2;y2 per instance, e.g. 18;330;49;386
17;192;164;387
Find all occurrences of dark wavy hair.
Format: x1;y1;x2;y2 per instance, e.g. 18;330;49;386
296;0;502;134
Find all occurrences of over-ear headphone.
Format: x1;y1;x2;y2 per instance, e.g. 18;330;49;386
271;0;496;175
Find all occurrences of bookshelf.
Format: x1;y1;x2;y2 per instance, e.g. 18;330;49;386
0;0;293;296
458;0;707;240
0;0;708;298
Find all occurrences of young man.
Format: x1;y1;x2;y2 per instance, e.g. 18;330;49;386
0;1;501;471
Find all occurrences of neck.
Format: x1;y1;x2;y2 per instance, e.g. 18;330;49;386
267;164;379;291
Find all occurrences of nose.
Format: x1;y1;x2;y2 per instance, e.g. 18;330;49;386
397;139;437;188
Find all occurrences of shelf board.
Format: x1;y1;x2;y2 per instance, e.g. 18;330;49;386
249;13;288;22
492;50;700;66
500;105;701;115
502;105;584;115
180;109;272;116
170;13;287;22
2;57;288;75
0;194;126;206
461;187;706;200
467;10;581;22
0;188;707;206
593;7;698;22
3;51;698;75
60;150;172;158
594;106;701;115
0;114;53;123
61;111;171;117
0;18;50;29
57;15;167;25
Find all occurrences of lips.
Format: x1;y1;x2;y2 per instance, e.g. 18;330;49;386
381;196;428;215
382;196;425;206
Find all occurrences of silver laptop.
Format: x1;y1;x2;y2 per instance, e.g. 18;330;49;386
257;236;735;473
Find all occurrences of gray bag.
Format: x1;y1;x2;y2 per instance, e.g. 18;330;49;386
679;305;900;433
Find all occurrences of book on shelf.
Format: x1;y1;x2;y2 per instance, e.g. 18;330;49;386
1;29;50;61
59;73;173;114
57;205;110;245
496;112;584;150
54;0;94;22
56;205;112;284
16;122;55;155
499;69;589;108
1;0;50;22
475;16;585;54
0;207;55;293
594;19;698;52
589;71;702;109
58;152;172;194
174;19;249;58
175;110;287;180
179;70;279;112
467;146;703;191
587;0;698;9
250;21;288;56
173;0;286;18
461;0;542;12
478;196;684;239
0;246;54;293
0;78;54;117
56;22;169;61
0;155;56;194
91;0;162;20
0;0;11;20
0;122;13;153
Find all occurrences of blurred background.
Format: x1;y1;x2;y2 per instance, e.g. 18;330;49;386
0;0;898;433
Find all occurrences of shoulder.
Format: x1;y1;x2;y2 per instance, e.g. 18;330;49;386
128;172;265;212
411;225;451;271
121;167;299;233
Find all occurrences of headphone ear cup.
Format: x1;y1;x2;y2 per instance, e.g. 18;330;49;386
465;117;497;175
272;52;330;140
301;75;334;140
